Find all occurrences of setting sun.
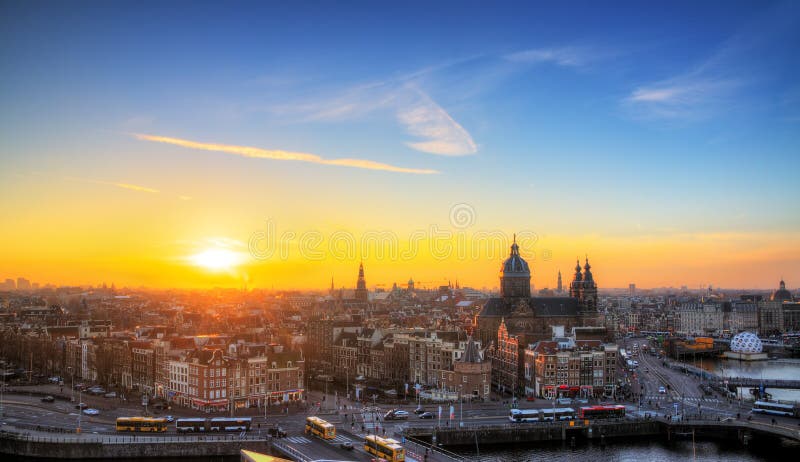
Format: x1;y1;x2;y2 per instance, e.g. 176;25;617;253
189;248;245;272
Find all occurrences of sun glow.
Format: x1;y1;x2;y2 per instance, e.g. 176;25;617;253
189;248;245;272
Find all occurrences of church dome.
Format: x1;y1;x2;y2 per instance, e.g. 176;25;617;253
500;237;530;276
771;280;792;302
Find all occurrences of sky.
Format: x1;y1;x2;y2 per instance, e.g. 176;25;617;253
1;1;799;291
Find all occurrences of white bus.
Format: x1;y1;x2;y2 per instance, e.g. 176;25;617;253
509;409;540;422
541;407;575;421
752;401;796;417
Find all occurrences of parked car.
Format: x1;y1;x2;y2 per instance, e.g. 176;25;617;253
75;402;88;410
419;412;434;419
413;407;425;414
41;395;55;403
104;392;117;398
557;398;572;406
83;408;100;416
340;441;354;450
658;386;667;394
48;376;62;384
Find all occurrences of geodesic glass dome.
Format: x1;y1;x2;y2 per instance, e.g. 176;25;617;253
730;332;762;353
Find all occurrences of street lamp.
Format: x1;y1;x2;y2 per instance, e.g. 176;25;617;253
67;366;74;402
458;384;463;427
1;361;5;417
77;388;82;434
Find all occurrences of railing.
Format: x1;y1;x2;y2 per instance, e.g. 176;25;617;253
0;429;267;444
271;439;312;462
404;435;465;461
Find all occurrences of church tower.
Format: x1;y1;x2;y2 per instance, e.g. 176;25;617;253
581;257;598;310
557;270;563;293
569;258;583;299
500;235;531;300
355;262;368;302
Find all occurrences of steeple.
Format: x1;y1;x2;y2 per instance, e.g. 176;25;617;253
557;270;563;293
355;262;368;302
583;256;593;282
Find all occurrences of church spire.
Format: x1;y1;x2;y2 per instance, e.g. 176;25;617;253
355;262;368;302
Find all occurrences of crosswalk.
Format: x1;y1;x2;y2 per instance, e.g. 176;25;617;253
284;434;353;445
642;394;721;404
284;436;312;444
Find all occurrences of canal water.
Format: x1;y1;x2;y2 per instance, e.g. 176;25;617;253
451;438;798;461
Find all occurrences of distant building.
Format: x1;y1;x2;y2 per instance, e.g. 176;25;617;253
16;277;31;290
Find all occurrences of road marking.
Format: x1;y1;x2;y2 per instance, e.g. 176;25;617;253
285;436;312;444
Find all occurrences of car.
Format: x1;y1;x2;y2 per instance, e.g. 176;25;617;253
340;441;354;450
413;407;425;414
48;376;62;384
41;395;55;403
165;415;175;422
391;410;409;420
82;408;100;416
419;412;434;419
104;392;117;398
658;386;667;394
75;402;88;410
526;396;536;401
575;398;589;405
557;398;572;406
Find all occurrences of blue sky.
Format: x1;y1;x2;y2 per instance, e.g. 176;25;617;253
1;1;799;289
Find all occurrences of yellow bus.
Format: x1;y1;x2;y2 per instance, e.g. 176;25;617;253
305;416;336;440
115;417;168;432
364;435;405;462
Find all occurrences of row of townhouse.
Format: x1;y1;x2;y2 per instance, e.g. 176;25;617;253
307;319;489;400
523;338;618;399
52;331;304;413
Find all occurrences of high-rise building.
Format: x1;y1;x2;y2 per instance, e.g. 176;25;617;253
16;277;31;290
629;283;636;296
557;270;563;293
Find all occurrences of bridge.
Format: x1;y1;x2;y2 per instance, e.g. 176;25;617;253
402;417;800;447
722;377;800;389
664;360;800;390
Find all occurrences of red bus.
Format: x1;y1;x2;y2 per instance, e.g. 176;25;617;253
578;405;626;419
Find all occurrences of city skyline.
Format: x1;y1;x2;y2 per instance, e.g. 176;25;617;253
2;1;799;290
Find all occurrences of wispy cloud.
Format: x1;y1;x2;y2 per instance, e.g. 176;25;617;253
397;90;477;156
624;3;799;120
505;47;589;67
65;176;160;193
134;133;438;175
625;78;741;119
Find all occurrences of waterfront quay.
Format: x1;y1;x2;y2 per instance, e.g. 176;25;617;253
0;429;269;459
402;417;800;448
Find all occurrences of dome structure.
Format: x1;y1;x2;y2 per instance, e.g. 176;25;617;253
730;332;763;354
500;235;531;299
771;280;792;302
501;239;530;275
